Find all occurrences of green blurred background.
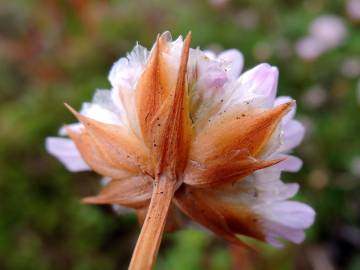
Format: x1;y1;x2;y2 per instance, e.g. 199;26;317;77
0;0;359;269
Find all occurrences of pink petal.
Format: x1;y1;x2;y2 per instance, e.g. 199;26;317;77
203;50;216;59
266;225;306;247
275;155;303;172
237;63;279;107
255;181;299;202
196;55;228;90
204;66;228;88
295;37;326;60
260;201;315;247
45;137;90;172
266;201;315;229
217;49;244;78
59;123;83;136
279;120;305;152
280;183;300;200
309;15;347;48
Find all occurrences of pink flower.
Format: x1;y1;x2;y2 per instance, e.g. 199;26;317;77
295;36;327;60
346;0;360;21
296;15;347;60
46;32;315;268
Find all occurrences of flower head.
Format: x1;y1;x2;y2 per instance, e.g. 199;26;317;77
347;0;360;21
295;15;347;60
47;32;315;266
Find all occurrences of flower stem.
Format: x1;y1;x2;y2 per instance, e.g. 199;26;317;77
128;175;176;270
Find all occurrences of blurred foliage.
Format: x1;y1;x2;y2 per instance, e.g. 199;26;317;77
0;0;359;269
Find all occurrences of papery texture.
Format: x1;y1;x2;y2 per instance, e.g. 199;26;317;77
47;32;315;248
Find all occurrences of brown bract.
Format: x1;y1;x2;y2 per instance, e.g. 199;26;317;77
65;32;293;269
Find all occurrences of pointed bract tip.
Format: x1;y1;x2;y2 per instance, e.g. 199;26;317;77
275;100;295;116
81;196;105;205
64;103;87;124
268;157;287;167
160;31;172;42
184;31;192;45
64;103;78;116
179;32;192;62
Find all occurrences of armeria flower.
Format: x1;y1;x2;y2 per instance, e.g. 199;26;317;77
295;15;347;60
46;32;315;269
347;0;360;21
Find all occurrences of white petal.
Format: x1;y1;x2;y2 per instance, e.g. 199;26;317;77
223;170;298;204
59;91;125;135
113;87;141;136
254;168;282;182
203;50;216;59
266;235;285;248
108;44;149;89
230;63;279;108
275;155;303;172
197;58;228;89
59;123;83;136
92;89;117;110
160;31;173;42
280;183;300;200
262;201;315;229
279;120;305;152
217;49;244;78
188;49;227;93
255;178;299;202
265;225;306;247
80;102;123;126
112;204;133;215
45;137;90;172
108;58;130;88
257;201;315;246
128;43;150;65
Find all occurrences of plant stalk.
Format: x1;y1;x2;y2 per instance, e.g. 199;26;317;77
128;175;176;270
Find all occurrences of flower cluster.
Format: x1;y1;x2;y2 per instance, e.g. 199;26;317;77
46;32;315;250
296;15;347;60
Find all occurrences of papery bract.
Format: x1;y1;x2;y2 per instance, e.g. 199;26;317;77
46;31;315;269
